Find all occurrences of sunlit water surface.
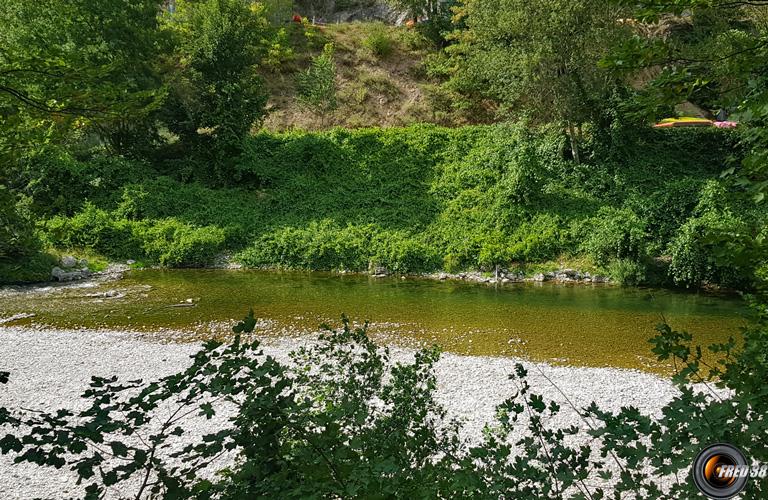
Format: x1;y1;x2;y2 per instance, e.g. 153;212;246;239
0;269;751;373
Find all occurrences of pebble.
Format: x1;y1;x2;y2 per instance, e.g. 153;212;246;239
0;326;712;498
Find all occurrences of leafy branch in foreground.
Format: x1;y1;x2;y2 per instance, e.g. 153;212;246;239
1;306;767;498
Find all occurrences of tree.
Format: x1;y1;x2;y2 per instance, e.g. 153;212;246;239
296;43;338;126
450;0;628;163
0;0;167;159
605;0;768;202
160;0;270;167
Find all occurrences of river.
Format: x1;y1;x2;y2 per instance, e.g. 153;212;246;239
0;269;750;373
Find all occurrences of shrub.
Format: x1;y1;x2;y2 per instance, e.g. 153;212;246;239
606;258;646;286
508;214;564;262
668;210;748;288
577;207;646;266
239;222;439;274
362;23;394;57
372;233;439;273
43;204;144;260
21;150;152;217
296;43;338;122
0;185;41;261
141;220;228;267
42;206;227;267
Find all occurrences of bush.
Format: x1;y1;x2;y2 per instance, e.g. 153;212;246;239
239;221;439;274
20;150;152;217
0;185;41;262
43;204;144;260
362;23;394;57
142;220;227;267
668;210;748;288
577;207;646;266
667;180;761;288
296;43;338;121
606;258;646;286
42;205;227;267
508;214;564;262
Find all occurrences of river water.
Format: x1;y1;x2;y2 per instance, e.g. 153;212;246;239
0;269;750;373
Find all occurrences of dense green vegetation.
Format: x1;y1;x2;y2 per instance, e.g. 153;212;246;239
3;0;765;289
2;0;768;498
18;124;763;288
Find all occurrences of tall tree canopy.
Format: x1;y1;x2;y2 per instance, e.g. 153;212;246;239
449;0;628;161
0;0;167;160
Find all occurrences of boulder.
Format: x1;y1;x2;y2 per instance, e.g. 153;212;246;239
60;255;78;268
52;267;87;282
533;273;546;282
371;266;388;277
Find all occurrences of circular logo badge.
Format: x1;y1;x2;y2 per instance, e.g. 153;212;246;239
692;443;749;499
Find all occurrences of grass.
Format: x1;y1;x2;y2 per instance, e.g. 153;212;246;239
260;21;462;131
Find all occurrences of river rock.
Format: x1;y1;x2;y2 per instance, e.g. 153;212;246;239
533;273;546;282
60;256;78;268
371;266;389;277
592;275;608;283
51;267;88;282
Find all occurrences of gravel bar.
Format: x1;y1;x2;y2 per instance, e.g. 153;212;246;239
0;326;689;499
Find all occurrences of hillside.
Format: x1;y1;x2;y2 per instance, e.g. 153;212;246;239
260;22;474;131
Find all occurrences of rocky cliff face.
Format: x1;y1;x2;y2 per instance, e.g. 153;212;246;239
294;0;408;25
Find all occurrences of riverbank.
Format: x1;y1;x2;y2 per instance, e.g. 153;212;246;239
0;325;709;498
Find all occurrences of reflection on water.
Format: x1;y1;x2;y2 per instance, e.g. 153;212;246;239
0;269;750;372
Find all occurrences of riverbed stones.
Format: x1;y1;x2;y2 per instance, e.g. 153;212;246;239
51;267;90;282
0;325;720;499
60;256;77;268
371;266;389;278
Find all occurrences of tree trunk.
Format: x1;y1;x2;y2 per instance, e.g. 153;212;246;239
567;121;581;164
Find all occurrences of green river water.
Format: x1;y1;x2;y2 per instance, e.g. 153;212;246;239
0;270;751;373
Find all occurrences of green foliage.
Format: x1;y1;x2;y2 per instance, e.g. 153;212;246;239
415;0;458;48
160;0;270;167
239;220;438;273
18;150;154;217
362;23;394;58
451;0;628;159
142;220;227;267
296;43;338;121
0;185;40;262
577;207;647;266
32;124;753;287
606;258;646;287
43;204;227;267
508;214;564;262
0;184;54;283
0;0;167;159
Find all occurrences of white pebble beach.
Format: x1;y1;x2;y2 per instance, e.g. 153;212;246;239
0;325;694;499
